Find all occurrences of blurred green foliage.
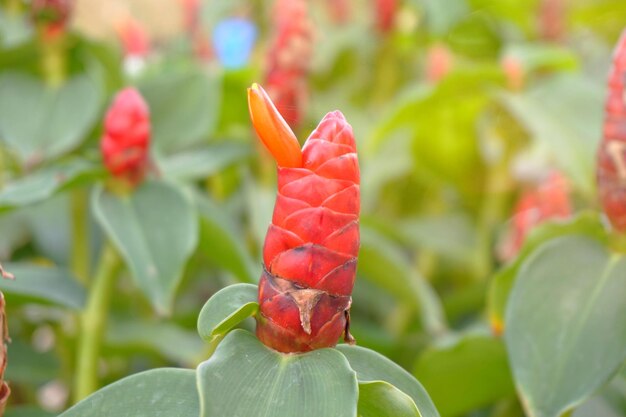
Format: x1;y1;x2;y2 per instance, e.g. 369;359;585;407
0;0;625;416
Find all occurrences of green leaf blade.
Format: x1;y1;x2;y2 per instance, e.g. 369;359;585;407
505;236;626;417
337;344;440;417
197;283;259;341
59;368;198;417
92;181;198;314
197;329;358;417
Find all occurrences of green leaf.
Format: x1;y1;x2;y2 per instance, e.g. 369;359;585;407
139;71;221;153
358;227;447;335
336;344;440;417
358;381;422;417
0;159;102;211
197;283;258;342
418;0;469;35
499;74;604;197
413;333;515;417
0;73;101;164
488;212;607;333
0;262;85;309
159;142;251;182
5;339;60;385
505;236;626;417
197;329;358;417
196;194;257;283
5;406;55;417
92;181;198;314
59;368;199;417
107;320;206;366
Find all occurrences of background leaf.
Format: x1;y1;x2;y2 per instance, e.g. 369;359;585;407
0;262;85;309
413;333;515;417
197;329;358;417
92;181;198;314
505;236;626;417
139;71;221;154
0;73;101;164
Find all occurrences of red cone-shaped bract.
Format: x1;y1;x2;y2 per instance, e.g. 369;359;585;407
101;88;151;186
250;85;360;353
598;30;626;233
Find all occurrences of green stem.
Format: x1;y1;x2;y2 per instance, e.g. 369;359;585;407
73;243;120;403
473;162;511;281
70;190;90;285
40;35;66;88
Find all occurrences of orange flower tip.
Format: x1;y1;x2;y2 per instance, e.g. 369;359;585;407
247;83;302;168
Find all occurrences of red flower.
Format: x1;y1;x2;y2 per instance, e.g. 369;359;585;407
101;88;151;186
425;44;454;84
249;84;360;353
264;0;313;128
597;30;626;233
498;172;572;261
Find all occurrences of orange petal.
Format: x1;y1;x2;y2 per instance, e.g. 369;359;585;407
248;83;302;168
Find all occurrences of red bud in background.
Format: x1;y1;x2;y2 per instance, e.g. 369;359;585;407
115;17;150;58
265;0;313;128
31;0;72;40
598;30;626;233
498;172;572;262
375;0;397;33
538;0;565;42
426;44;454;84
101;88;151;186
249;84;360;353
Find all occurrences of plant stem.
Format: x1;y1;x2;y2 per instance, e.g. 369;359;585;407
73;243;120;403
70;189;90;285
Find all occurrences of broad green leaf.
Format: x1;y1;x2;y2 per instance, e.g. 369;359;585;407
505;236;626;417
196;194;257;283
139;71;221;153
107;320;206;366
358;381;422;417
197;283;258;342
336;344;440;417
0;73;101;164
413;333;514;417
0;262;85;309
59;368;198;417
358;226;447;335
159;142;251;182
5;406;55;417
92;181;198;314
488;212;607;333
197;329;358;417
0;159;102;211
501;43;578;75
499;74;604;197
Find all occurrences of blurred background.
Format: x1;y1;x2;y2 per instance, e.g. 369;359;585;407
0;0;626;416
